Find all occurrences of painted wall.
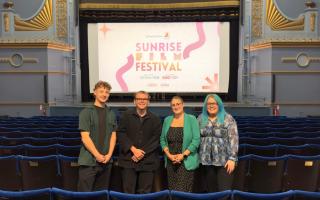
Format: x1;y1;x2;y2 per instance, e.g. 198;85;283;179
239;0;320;116
0;0;80;117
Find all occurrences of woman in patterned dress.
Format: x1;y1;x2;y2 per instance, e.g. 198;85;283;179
198;94;239;192
160;96;200;192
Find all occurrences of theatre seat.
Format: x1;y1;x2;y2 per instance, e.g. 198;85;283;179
247;157;285;193
59;156;79;191
19;156;62;190
0;156;22;190
283;158;320;191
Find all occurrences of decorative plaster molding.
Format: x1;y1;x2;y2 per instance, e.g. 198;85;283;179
266;0;304;31
56;0;67;38
79;1;240;10
282;53;320;68
252;0;262;37
310;13;316;32
244;40;320;51
0;53;39;67
3;13;9;32
0;70;67;74
14;0;53;31
0;41;75;52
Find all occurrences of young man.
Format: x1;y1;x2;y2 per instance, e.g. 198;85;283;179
77;81;117;192
117;91;162;193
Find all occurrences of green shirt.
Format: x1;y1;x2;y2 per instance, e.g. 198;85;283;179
78;105;117;166
160;113;200;170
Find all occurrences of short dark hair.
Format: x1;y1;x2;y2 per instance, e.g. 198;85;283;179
94;81;112;91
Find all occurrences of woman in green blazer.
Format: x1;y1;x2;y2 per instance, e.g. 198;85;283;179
160;96;200;192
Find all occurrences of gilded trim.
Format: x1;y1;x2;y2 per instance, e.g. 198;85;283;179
310;13;316;32
4;13;10;32
56;0;68;38
14;0;53;31
79;1;240;10
245;41;320;51
252;0;262;37
0;70;67;75
0;42;75;52
266;0;304;31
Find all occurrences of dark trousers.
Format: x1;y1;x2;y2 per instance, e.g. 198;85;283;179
121;168;154;194
77;163;112;192
203;165;234;192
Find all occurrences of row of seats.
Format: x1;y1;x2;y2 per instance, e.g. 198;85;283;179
238;144;320;157
240;136;320;146
1;143;320;157
0;131;79;138
239;132;320;138
1;188;320;200
0;144;80;157
1;154;320;193
0;136;81;146
2;126;319;133
1;130;320;140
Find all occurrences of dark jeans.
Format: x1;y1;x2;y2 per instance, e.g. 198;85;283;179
77;163;112;192
121;168;154;194
203;165;234;192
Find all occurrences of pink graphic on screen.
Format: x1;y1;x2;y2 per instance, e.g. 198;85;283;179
217;22;222;38
116;54;134;92
202;73;219;91
99;24;111;38
183;22;206;59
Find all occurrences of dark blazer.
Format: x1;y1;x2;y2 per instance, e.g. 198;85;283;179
117;109;162;171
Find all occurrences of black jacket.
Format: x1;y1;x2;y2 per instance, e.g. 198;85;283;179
117;109;162;171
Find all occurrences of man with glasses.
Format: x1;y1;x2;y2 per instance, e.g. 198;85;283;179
117;91;162;193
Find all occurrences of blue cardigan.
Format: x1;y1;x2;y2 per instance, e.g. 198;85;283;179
160;113;200;170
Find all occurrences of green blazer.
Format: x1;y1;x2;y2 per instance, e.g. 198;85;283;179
160;113;200;170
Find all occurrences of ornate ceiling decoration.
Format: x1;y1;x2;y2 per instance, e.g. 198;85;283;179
14;0;53;31
266;0;304;31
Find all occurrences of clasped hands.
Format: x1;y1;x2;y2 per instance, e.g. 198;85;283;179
167;153;184;164
95;153;112;164
131;147;145;163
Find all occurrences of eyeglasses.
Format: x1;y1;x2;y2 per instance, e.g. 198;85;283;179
207;102;218;107
135;98;149;101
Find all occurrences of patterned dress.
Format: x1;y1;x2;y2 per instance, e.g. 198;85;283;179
166;127;194;192
198;113;239;166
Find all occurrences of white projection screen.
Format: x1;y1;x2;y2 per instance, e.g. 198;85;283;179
88;22;230;93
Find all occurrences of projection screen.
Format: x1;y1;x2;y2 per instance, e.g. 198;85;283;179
88;22;230;93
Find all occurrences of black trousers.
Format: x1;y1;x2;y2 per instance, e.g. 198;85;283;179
203;165;234;192
121;168;154;194
77;163;112;192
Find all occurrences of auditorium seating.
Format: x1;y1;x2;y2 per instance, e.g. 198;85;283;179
0;116;320;197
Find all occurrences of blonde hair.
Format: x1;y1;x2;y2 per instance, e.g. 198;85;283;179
171;96;184;103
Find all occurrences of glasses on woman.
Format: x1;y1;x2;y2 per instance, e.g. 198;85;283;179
207;102;218;107
135;98;149;101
